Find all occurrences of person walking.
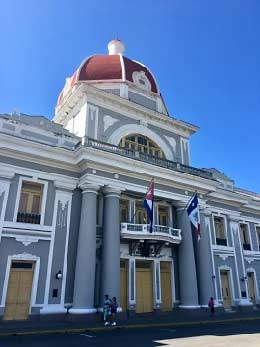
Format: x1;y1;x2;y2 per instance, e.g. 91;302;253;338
208;297;215;315
110;297;118;326
103;294;112;326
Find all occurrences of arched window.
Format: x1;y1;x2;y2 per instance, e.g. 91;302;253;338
119;134;165;159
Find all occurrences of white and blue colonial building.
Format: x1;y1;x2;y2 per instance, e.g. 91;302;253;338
0;39;260;320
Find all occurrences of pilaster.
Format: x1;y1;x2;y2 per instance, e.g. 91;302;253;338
41;180;76;314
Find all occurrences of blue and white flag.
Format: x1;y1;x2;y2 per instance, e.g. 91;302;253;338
186;193;201;240
144;180;154;233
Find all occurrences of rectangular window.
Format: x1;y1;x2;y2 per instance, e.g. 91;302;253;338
240;223;251;250
158;206;169;226
256;227;260;251
214;216;227;246
135;201;147;224
17;181;43;224
120;199;130;223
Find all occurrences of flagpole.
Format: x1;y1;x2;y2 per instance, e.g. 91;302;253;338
130;177;154;224
179;190;198;218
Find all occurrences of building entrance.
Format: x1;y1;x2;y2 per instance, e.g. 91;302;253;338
220;270;232;308
247;272;256;304
120;260;128;311
4;261;35;320
136;260;153;313
160;261;172;311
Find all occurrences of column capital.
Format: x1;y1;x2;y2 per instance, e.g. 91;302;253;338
228;215;241;223
79;182;101;194
175;200;188;210
0;165;15;180
102;185;121;198
199;208;212;217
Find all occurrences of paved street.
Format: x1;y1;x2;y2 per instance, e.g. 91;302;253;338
1;320;260;346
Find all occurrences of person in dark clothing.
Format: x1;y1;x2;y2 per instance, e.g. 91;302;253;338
208;297;215;315
110;297;118;326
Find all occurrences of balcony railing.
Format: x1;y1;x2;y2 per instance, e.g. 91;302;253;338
120;223;182;244
81;137;213;180
216;238;227;246
243;243;251;251
16;212;41;224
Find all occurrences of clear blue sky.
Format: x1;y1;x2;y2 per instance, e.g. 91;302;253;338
1;0;260;192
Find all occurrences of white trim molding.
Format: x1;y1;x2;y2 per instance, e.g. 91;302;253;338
0;180;11;243
42;189;73;312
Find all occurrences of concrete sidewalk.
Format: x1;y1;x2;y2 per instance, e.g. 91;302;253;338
1;309;260;336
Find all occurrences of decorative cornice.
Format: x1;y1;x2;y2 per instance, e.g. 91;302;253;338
0;165;15;180
54;83;199;138
15;236;39;247
53;174;78;191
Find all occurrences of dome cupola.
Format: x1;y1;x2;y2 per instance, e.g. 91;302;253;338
57;40;160;107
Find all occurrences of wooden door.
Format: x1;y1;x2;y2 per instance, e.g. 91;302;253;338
248;273;256;304
120;260;128;311
136;261;153;313
4;261;34;321
220;271;232;308
160;262;172;311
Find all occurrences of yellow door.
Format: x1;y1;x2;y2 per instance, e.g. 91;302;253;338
136;261;153;313
4;262;34;321
220;271;232;308
160;262;172;311
120;260;128;311
248;273;256;304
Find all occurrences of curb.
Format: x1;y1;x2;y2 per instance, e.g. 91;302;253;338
1;316;260;337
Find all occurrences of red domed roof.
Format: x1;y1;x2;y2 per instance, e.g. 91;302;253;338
57;41;160;106
78;55;158;93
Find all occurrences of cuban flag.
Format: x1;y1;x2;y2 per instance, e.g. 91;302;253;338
144;180;154;233
186;193;201;240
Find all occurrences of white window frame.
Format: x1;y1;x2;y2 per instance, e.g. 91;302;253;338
157;202;170;227
13;176;48;226
255;225;260;252
239;222;252;251
212;213;228;247
218;265;235;306
246;267;260;303
120;196;132;223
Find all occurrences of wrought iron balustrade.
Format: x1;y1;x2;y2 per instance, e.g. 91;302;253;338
16;212;41;224
216;238;228;246
120;222;181;243
243;243;251;251
82;137;213;180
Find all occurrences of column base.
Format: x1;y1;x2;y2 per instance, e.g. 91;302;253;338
238;299;253;306
97;307;123;313
178;305;201;309
40;304;67;314
69;308;97;314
